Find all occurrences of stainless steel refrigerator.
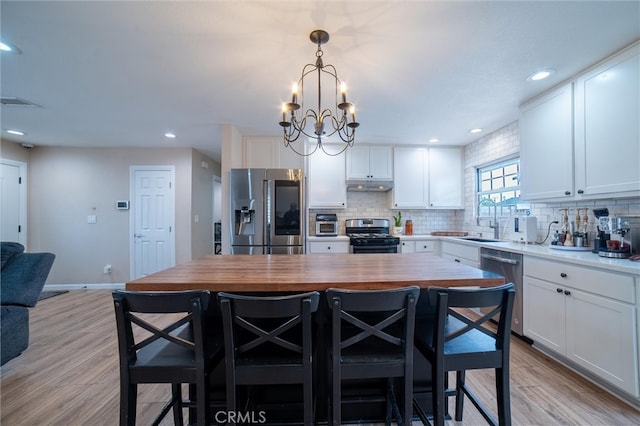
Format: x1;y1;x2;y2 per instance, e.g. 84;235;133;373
229;168;305;254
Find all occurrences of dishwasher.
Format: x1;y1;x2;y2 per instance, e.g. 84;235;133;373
480;247;523;336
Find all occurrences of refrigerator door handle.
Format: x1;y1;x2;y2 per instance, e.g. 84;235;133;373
264;179;271;250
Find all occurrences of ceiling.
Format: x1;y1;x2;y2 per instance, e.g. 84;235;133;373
1;1;639;161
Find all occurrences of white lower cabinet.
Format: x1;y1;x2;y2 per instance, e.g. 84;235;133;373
400;239;437;254
524;256;638;397
440;241;479;267
308;240;349;254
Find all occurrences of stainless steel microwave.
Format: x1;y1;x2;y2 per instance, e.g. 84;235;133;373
315;213;338;236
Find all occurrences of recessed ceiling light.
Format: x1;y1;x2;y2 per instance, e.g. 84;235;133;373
469;128;483;134
429;138;439;143
6;129;25;136
0;40;22;54
527;69;555;81
164;132;176;139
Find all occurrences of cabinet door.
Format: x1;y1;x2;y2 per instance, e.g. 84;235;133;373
368;146;393;180
566;288;638;396
523;276;566;352
428;148;463;208
400;240;415;253
520;83;575;201
244;137;304;169
415;240;437;253
244;137;276;168
308;241;349;254
346;146;371;179
574;44;640;198
392;147;428;208
307;148;347;209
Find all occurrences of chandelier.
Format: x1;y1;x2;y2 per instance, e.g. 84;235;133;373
279;29;360;156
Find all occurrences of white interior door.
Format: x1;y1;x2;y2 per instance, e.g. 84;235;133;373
130;166;175;279
0;160;27;245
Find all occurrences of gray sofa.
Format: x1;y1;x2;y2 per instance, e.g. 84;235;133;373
1;242;55;366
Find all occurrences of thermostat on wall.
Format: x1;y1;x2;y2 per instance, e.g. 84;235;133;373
116;200;130;210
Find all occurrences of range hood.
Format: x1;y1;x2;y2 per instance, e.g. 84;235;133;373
346;180;393;192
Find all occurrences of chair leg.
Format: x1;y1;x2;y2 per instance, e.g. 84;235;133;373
332;365;340;426
172;383;184;426
496;367;511;426
455;370;465;421
120;383;137;426
431;362;446;426
196;374;211;426
304;366;313;426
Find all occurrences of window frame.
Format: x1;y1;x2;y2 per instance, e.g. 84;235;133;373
476;157;522;219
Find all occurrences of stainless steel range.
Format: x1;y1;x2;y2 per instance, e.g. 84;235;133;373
346;219;400;253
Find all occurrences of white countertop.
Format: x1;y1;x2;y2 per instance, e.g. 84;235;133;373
439;236;640;275
307;234;640;275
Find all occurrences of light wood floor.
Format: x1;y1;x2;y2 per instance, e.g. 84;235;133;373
1;290;639;425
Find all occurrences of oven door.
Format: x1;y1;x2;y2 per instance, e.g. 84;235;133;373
351;245;398;254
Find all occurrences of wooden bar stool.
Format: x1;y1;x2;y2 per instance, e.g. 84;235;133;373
217;291;320;426
112;290;224;426
413;283;516;426
325;286;420;426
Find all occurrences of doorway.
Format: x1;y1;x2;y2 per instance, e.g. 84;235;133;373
0;160;27;246
129;166;175;280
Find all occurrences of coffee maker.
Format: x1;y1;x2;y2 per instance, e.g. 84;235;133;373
596;215;638;259
592;208;609;253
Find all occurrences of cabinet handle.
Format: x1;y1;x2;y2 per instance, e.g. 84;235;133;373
327;246;331;250
577;189;584;194
556;288;563;293
560;272;567;278
454;259;461;263
564;191;571;196
564;290;571;296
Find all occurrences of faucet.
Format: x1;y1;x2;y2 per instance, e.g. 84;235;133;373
479;198;500;239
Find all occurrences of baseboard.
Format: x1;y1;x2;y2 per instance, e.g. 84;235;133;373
42;283;125;291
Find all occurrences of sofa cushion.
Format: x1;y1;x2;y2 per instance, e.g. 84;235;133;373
1;305;29;365
1;242;25;270
0;252;55;307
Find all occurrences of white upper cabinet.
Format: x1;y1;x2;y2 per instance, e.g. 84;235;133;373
428;147;463;208
520;83;575;200
346;146;393;180
391;146;463;209
307;146;347;209
520;42;640;202
391;147;428;208
244;137;304;169
574;43;640;198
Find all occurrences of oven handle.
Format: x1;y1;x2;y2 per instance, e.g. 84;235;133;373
481;253;518;265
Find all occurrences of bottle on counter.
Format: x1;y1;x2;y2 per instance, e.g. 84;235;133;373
405;220;413;236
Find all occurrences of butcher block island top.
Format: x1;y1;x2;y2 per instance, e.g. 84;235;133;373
126;253;505;292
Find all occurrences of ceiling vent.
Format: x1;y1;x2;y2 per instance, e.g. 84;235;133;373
0;97;38;106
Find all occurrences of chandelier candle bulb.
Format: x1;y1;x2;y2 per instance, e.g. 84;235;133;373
341;82;347;103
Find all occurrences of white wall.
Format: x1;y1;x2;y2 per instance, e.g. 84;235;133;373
23;146;219;284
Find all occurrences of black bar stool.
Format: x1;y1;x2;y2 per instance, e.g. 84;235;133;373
413;283;516;426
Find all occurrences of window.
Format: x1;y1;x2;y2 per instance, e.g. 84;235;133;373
477;158;521;218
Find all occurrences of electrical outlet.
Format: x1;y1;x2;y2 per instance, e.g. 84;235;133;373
104;264;112;274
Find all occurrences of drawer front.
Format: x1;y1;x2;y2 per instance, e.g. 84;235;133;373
524;256;635;303
308;241;350;254
441;241;479;262
415;240;436;253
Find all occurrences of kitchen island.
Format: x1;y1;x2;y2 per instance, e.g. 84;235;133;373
126;252;505;424
126;252;505;291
